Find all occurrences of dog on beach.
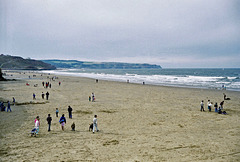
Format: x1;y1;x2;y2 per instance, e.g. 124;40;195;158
89;123;93;131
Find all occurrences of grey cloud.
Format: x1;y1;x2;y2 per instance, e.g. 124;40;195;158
1;0;240;67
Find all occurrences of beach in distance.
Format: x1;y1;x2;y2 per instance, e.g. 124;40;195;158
0;71;240;161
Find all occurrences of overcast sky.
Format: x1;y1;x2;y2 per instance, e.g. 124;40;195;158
1;0;240;68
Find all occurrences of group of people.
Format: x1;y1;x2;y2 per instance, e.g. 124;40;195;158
42;81;51;88
89;93;95;102
200;100;227;114
0;100;12;112
31;105;99;137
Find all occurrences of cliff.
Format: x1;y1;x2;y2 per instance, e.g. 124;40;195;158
0;54;56;70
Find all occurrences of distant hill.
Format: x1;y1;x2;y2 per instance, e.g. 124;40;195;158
0;54;56;70
42;59;162;69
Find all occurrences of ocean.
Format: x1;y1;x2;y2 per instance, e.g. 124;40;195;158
42;68;240;91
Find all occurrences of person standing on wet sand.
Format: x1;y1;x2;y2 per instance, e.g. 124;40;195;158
7;101;12;112
42;92;45;99
59;114;66;131
46;114;52;131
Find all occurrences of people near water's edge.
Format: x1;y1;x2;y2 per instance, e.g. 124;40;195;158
93;115;99;133
59;114;66;131
47;114;52;131
68;106;73;119
214;102;218;112
200;100;205;112
46;91;49;100
56;108;59;117
89;96;91;102
0;102;5;111
7;101;11;112
207;100;212;112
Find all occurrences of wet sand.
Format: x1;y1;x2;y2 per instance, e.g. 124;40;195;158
0;71;240;161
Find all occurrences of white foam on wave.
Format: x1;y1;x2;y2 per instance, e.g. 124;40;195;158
41;70;240;91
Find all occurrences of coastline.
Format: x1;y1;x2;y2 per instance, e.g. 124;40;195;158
39;68;240;92
0;70;240;161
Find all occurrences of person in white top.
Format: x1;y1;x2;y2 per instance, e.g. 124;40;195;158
208;102;212;112
35;116;40;136
93;115;99;133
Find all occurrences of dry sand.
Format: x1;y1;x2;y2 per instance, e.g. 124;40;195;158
0;71;240;161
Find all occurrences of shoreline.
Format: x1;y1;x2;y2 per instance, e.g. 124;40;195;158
0;70;240;161
3;69;240;92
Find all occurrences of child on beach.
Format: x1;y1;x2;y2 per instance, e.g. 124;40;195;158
200;100;204;112
71;122;75;131
59;114;66;131
42;92;45;99
56;108;59;117
32;116;40;137
208;102;212;112
92;115;99;133
92;93;95;102
214;103;218;112
33;93;36;100
207;100;211;112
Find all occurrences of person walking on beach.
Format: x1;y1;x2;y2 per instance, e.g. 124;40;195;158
59;114;66;131
46;114;52;131
7;101;11;112
68;106;73;119
46;91;49;100
33;93;36;100
56;108;59;117
200;100;205;112
12;97;15;105
92;115;99;133
34;116;40;136
42;92;45;99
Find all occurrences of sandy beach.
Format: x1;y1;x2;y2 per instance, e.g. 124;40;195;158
0;71;240;161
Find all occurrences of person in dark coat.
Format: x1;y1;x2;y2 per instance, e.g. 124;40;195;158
68;106;73;119
46;114;52;131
